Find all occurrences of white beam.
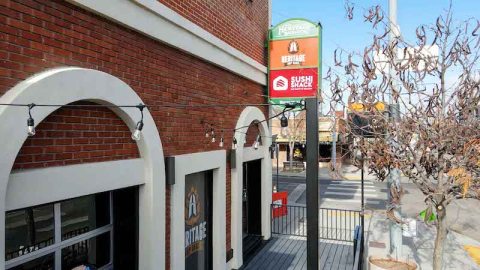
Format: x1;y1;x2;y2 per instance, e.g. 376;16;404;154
7;159;144;211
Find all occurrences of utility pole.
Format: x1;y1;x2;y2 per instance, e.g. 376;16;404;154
388;0;403;258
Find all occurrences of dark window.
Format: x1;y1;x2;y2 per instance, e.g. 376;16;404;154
5;205;54;260
9;253;54;270
61;193;110;240
61;232;110;270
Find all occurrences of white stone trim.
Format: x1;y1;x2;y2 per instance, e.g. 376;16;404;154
230;107;272;269
65;0;267;85
170;150;226;270
6;159;144;211
243;146;266;162
0;67;165;270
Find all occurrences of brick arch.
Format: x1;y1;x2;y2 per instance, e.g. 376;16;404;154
230;106;272;269
0;67;165;270
13;101;140;170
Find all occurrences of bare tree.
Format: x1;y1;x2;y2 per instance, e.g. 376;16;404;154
329;3;480;269
280;110;306;171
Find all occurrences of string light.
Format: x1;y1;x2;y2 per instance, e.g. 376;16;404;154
2;101;305;143
253;134;261;149
211;128;216;143
219;131;224;148
232;137;238;149
27;103;36;136
280;113;289;137
131;104;145;141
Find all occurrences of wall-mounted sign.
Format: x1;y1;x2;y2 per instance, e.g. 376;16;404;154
269;68;318;99
269;19;322;103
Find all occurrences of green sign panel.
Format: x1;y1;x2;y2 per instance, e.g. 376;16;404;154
271;19;319;40
269;18;322;105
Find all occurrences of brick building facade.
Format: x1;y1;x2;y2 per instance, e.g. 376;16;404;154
0;0;271;269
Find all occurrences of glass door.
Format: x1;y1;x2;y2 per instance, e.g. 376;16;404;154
185;171;213;270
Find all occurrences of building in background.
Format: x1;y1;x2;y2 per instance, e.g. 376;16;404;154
271;110;349;171
0;1;272;269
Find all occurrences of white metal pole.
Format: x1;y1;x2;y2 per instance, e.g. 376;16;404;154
388;0;403;258
331;114;337;170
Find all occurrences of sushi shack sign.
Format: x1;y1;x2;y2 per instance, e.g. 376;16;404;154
269;19;321;103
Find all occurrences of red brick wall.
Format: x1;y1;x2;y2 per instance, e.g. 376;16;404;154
0;1;268;269
13;102;139;170
158;0;269;65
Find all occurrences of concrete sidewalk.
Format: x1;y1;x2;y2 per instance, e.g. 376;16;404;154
366;210;480;270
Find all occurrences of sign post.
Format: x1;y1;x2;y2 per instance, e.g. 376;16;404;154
269;19;322;270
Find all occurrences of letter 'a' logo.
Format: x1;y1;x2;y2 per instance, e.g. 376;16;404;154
273;76;288;91
288;40;299;54
185;187;201;226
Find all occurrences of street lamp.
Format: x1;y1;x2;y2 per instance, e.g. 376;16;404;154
354;146;366;239
271;134;279;192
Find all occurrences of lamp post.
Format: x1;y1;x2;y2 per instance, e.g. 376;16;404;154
355;145;365;241
271;134;279;192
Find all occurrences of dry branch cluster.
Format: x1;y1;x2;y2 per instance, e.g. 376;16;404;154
327;5;480;210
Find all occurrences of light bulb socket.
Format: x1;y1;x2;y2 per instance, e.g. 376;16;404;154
232;137;237;149
135;120;144;131
280;115;288;128
27;117;34;128
27;117;35;136
253;135;261;149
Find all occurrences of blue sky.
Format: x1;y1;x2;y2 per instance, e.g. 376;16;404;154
272;0;479;69
272;0;479;111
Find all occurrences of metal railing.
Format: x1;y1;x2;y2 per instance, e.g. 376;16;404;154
352;226;364;270
271;204;361;242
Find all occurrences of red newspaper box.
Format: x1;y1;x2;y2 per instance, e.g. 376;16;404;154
272;191;288;218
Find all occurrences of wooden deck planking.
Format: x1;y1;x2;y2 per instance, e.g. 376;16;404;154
244;235;353;270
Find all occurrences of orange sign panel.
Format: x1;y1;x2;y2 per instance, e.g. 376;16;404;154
269;37;319;69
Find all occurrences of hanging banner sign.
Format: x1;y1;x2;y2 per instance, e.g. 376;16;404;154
269;19;322;103
269;68;318;98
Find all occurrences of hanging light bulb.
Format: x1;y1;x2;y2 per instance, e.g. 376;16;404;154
131;121;144;141
205;127;210;138
280;113;289;137
211;133;216;143
219;130;224;147
253;134;260;149
132;104;145;141
27;103;36;136
232;137;238;149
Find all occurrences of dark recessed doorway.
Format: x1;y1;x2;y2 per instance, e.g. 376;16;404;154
242;159;263;262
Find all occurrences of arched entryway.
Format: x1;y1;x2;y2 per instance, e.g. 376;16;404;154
0;67;165;270
230;107;272;269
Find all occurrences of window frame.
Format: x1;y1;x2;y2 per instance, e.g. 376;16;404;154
5;193;114;270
